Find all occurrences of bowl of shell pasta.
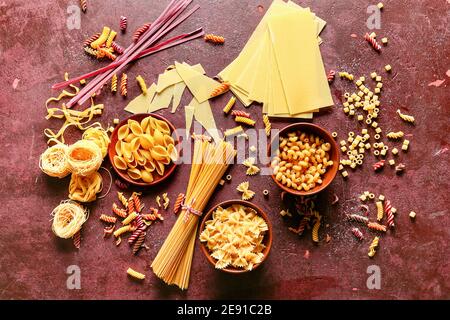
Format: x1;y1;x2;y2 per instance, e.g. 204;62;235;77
108;114;179;187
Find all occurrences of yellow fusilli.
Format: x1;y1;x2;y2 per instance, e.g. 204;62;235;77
396;109;415;123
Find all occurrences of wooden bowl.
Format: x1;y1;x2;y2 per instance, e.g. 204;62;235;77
269;122;340;196
108;113;179;187
199;200;272;274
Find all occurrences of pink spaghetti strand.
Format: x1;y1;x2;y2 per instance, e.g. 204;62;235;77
51;28;202;90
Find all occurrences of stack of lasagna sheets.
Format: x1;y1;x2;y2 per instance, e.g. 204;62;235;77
219;0;333;118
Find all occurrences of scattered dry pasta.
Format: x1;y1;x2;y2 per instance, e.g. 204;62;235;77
235;116;256;127
224;126;244;137
223;96;236;114
127;267;145;280
136;75;147;95
396;109;415;123
243;157;260;176
368;236;380;258
262;114;271;136
210;82;230;98
199;204;268;271
204;34;225;44
236;181;255;200
387;131;404;139
113;116;178;183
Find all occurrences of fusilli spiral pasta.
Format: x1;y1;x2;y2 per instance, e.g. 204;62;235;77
173;193;185;214
224;126;244;137
223;96;236;114
79;0;87;12
113;225;132;237
83;33;100;47
99;214;117;224
73;230;81;249
210;82;230;98
346;214;369;224
120;73;128;97
263;114;271;137
387;131;404;139
368;236;380;258
133;232;147;255
351;227;364;241
111;74;118;93
111;41;124;55
119;16;127;31
396;109;415;123
376;201;384;221
235;116;256;127
364;33;381;51
312;215;321;243
133;22;151;43
112;203;128;218
204;34;225;44
231;110;251;118
368;222;387;232
385;200;394;228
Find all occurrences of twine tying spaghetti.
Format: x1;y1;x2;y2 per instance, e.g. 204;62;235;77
181;198;202;223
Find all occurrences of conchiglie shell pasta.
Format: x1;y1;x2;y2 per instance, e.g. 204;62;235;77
167;144;178;162
150;145;169;161
140;117;151;132
144;159;156;172
139;149;152;161
118;125;129;141
130;137;141;152
115;140;123;157
141;170;154;183
113;116;175;183
163;134;175;147
128;119;143;136
114;155;128;170
127;168;142;180
127;157;138;168
140;134;154;150
155;161;165;176
153;129;165;146
121;142;133;159
154;118;171;135
124;133;137;143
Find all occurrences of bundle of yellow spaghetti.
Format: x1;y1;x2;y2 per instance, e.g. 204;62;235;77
151;140;236;290
82;126;110;158
39;142;71;178
51;200;89;239
66;140;103;176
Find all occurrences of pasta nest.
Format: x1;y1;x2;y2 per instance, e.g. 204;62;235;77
39;143;71;178
68;172;103;203
51;200;89;239
66;140;103;176
82;126;111;158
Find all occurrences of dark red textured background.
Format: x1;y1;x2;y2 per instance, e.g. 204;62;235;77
0;0;449;300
